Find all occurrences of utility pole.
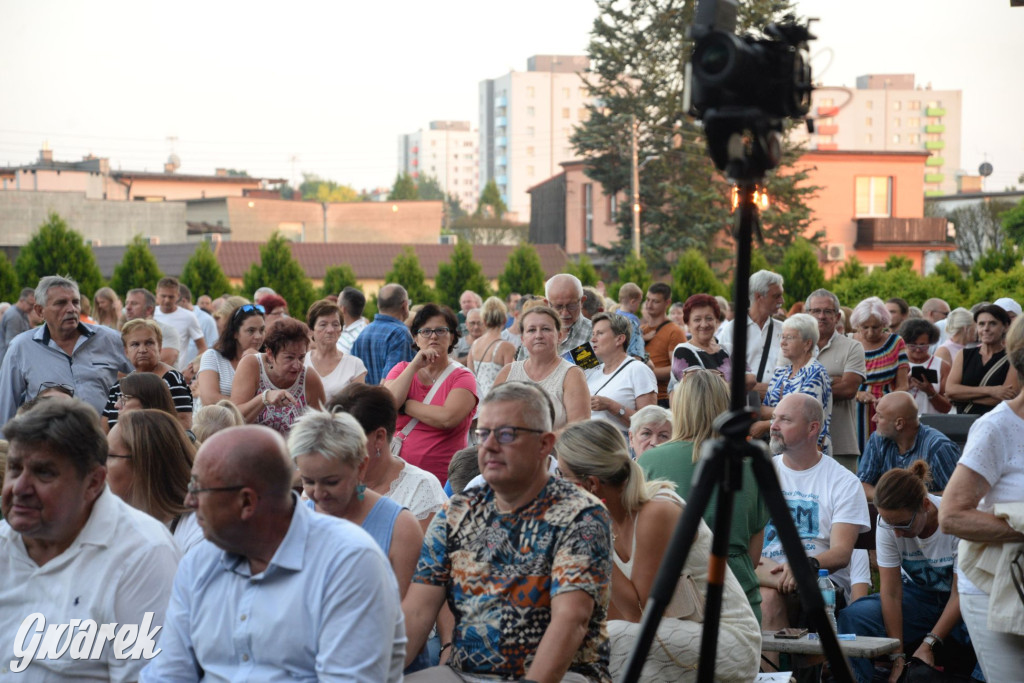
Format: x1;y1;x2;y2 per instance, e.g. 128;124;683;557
630;115;640;259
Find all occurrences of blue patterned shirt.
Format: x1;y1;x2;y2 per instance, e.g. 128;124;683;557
350;313;414;385
764;359;833;455
857;424;960;492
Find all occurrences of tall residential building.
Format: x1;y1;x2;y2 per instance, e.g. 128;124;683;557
795;74;962;196
479;55;591;222
398;121;480;214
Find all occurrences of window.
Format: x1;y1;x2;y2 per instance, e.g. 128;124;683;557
584;183;594;246
526;126;535;136
907;133;919;144
526;86;535;97
609;194;618;217
865;133;873;144
562;87;570;98
893;134;901;144
893;117;901;127
526;146;535;157
865;100;873;110
527;165;535;177
526;106;535;116
908;117;919;127
578;108;589;121
909;101;921;111
855;177;892;217
820;97;834;106
893;101;902;111
562;108;570;119
865;117;873;126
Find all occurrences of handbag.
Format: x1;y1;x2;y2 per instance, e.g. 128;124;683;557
904;656;981;682
390;361;459;457
627;568;705;671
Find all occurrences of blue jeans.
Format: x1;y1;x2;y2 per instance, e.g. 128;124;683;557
836;580;968;683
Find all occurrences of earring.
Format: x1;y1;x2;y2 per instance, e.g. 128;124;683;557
375;448;382;458
355;483;366;501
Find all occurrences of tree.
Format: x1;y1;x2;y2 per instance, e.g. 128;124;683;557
320;264;361;299
969;266;1024;306
384;247;433;305
476;179;507;219
179;241;233;299
942;200;1015;270
1003;197;1024;246
15;211;104;296
564;254;600;287
610;254;652;299
831;255;867;282
778;239;825;307
671;248;727;303
758;142;824;263
449;216;529;245
498;244;546;299
416;174;446;201
108;235;164;297
299;173;359;203
570;0;807;271
388;172;418;201
241;232;317;317
969;242;1020;282
0;252;18;304
435;241;491;310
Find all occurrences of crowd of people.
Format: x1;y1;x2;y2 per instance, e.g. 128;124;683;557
1;267;1022;682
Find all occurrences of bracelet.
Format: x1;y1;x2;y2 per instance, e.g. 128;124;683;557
439;642;452;654
889;652;906;662
262;389;271;407
925;632;944;647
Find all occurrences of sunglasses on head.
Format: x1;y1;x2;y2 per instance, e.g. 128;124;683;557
38;381;75;397
233;303;266;321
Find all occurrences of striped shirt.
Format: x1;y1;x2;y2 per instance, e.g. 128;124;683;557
102;369;193;428
857;424;960;492
350;314;414;385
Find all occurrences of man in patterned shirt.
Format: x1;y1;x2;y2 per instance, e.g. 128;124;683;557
402;381;613;682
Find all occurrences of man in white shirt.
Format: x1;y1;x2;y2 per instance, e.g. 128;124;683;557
717;270;785;399
337;286;368;355
177;283;218;367
757;393;870;649
0;399;180;681
153;277;205;370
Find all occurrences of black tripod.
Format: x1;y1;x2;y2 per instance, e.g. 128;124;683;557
619;114;855;683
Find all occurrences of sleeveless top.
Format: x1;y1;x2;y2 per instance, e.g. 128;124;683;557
471;338;504;402
955;346;1010;415
362;495;403;557
255;353;309;434
909;355;945;415
506;358;574;429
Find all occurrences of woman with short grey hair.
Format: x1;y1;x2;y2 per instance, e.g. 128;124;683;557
752;313;833;453
851;296;909;452
628;404;673;457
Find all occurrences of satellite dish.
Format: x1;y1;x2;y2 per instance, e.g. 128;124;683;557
979;162;993;177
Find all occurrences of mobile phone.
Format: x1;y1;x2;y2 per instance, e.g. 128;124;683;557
911;365;938;384
774;628;809;639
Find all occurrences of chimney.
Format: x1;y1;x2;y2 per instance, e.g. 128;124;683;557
215;168;228;177
39;148;53;163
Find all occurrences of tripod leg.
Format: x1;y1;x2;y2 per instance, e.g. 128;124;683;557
749;447;855;683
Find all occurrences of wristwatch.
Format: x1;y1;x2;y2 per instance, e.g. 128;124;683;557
923;632;943;649
617;406;627;417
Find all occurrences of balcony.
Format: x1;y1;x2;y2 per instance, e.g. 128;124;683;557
925;156;945;167
497;156;507;167
495;96;507;108
855;217;950;248
925;140;945;150
925;173;945;184
496;116;508;127
926;107;946;117
817;124;839;136
817;105;839;117
925;124;946;133
495;136;507;147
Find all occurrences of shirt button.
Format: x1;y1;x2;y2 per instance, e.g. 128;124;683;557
240;614;247;621
242;654;250;662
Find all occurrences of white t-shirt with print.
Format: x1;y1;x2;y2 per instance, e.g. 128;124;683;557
762;453;871;597
877;493;957;593
585;359;657;430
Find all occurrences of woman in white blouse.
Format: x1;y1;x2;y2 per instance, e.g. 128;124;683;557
304;299;366;401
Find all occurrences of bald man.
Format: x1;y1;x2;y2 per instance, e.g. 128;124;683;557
857;391;961;501
142;425;406;682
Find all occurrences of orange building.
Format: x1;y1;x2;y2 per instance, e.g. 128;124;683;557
794;149;954;277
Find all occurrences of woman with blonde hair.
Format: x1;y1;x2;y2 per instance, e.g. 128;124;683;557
93;286;122;330
191;399;244;442
933;307;976;367
556;420;760;681
639;369;769;622
467;296;516;401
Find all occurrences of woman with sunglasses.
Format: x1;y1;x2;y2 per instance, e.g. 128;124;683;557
839;460;973;683
384;303;477;487
198;302;266;406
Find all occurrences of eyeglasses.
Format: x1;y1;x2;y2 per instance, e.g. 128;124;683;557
906;343;931;351
38;381;75;397
474;426;546;444
232;303;266;321
550;302;580;314
187;479;245;496
807;308;837;317
417;327;451;338
116;393;136;406
878;509;918;531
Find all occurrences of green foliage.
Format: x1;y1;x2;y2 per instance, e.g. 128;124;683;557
225;169;250;177
434;241;491;310
610;254;652;299
179;242;233;299
1003;198;1024;246
778;239;825;306
0;252;19;303
449;216;529;245
416;175;445;201
16;211;104;297
832;256;867;282
968;265;1024;306
384;247;433;306
498;244;546;299
884;255;914;271
240;232;317;316
942;200;1015;269
476;180;507;219
826;262;966;311
320;264;361;299
969;243;1020;282
300;173;359;202
932;257;969;297
388;172;418;201
671;249;727;303
108;235;164;297
564;254;600;288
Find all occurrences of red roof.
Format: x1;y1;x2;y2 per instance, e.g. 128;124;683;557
214;242;570;280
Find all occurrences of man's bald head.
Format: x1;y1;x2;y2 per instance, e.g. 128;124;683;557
876;391;919;427
199;426;294;504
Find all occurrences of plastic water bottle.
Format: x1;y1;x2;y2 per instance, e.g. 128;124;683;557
818;568;838;634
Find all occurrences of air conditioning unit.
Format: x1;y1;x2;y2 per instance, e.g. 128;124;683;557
439;234;458;245
148;236;160;245
825;243;846;262
90;239;102;247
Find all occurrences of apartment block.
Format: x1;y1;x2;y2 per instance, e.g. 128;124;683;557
479;55;592;222
398;121;479;214
795;74;962;196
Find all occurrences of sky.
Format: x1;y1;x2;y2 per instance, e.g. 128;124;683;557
1;0;1022;194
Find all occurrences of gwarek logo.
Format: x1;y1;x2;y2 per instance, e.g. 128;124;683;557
11;612;162;673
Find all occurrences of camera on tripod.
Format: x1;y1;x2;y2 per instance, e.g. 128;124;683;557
684;0;815;176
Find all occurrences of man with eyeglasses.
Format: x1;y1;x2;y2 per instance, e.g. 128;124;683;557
351;283;414;385
143;425;406;682
757;393;870;650
402;382;612;683
857;391;960;502
0;399;180;680
517;274;593;364
806;288;867;474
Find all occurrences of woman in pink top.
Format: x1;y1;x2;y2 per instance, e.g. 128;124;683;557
384;303;477;485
